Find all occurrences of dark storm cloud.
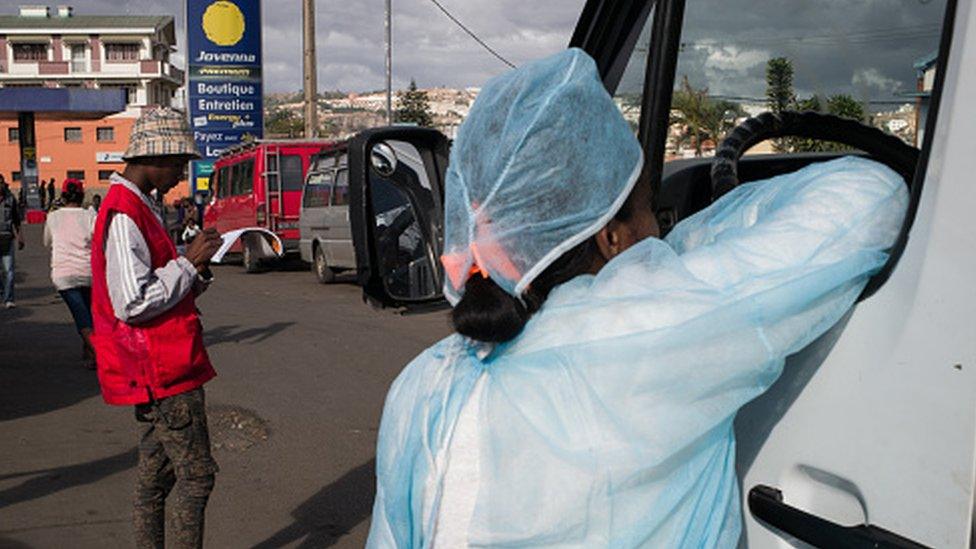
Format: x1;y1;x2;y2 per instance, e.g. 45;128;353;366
20;0;947;97
673;0;947;101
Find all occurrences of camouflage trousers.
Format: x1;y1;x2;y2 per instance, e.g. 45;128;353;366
134;387;218;549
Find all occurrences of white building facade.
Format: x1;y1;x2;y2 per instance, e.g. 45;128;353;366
0;5;182;111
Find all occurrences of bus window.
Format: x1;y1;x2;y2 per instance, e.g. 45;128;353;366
280;155;304;192
239;159;255;195
332;169;349;206
217;165;231;198
303;171;333;208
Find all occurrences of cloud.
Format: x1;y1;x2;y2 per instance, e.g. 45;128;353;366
39;0;585;92
675;43;770;97
19;0;947;100
261;0;587;92
852;67;904;95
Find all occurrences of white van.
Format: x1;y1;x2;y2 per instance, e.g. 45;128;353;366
298;148;356;283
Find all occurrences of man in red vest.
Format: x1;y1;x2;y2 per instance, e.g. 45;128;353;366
90;107;222;548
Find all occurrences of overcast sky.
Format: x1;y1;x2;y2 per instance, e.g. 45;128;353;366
29;0;947;99
52;0;585;92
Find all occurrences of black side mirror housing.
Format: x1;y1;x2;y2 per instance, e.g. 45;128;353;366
347;126;450;309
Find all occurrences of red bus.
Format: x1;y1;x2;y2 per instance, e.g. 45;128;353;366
204;139;341;271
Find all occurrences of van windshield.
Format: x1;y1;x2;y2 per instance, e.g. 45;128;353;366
666;0;946;159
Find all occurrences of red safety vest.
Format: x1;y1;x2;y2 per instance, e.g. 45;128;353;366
90;183;215;405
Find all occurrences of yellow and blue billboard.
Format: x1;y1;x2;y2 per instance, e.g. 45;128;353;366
186;0;263;193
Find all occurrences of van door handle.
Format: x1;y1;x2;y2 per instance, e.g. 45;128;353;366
748;485;930;549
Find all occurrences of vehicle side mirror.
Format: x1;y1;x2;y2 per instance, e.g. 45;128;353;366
347;127;449;309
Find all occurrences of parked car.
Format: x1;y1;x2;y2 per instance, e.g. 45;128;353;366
343;0;976;546
204;139;341;272
299;145;356;283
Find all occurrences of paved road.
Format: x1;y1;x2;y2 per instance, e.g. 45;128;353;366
0;225;452;548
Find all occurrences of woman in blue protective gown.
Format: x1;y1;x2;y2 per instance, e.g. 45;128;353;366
366;48;907;548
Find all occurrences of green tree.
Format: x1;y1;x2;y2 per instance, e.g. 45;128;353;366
395;79;434;127
766;57;795;114
765;57;796;152
792;93;867;152
265;107;304;138
792;94;825;152
671;76;745;156
764;57;869;153
826;94;865;122
796;94;824;113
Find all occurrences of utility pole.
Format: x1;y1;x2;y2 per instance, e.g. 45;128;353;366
385;0;392;125
303;0;318;138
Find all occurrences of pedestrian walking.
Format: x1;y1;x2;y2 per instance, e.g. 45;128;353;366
90;194;102;213
176;197;186;227
46;178;56;211
43;178;98;368
193;192;205;226
18;182;27;220
89;107;223;549
0;175;24;309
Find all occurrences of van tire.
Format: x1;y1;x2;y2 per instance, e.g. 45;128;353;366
243;240;262;273
313;245;336;284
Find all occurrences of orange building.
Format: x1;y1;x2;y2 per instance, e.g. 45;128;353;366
0;6;189;199
0;116;136;194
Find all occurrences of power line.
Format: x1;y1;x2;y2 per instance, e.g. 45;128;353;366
426;0;516;69
680;25;940;49
735;24;938;43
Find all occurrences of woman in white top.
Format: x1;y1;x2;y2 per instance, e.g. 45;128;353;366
43;179;97;369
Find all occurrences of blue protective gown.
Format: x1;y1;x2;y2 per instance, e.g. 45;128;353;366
367;156;908;548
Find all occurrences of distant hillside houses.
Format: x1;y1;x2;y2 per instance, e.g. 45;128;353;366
265;87;918;155
266;86;480;140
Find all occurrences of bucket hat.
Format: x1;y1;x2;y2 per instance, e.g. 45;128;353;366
123;107;201;161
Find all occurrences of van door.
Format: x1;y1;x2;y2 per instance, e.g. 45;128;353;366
278;153;305;238
326;165;355;268
204;165;224;230
265;148;301;230
230;158;255;232
211;163;233;234
301;169;333;261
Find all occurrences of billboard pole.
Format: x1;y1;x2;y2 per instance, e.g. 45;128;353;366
303;0;318;138
385;0;392;125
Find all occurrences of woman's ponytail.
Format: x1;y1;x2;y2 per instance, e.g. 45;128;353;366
449;175;642;344
451;276;529;343
450;237;599;343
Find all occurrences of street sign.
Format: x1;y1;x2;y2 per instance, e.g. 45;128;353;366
186;0;263;195
95;152;124;163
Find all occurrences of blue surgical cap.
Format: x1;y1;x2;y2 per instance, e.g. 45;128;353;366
441;48;644;304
